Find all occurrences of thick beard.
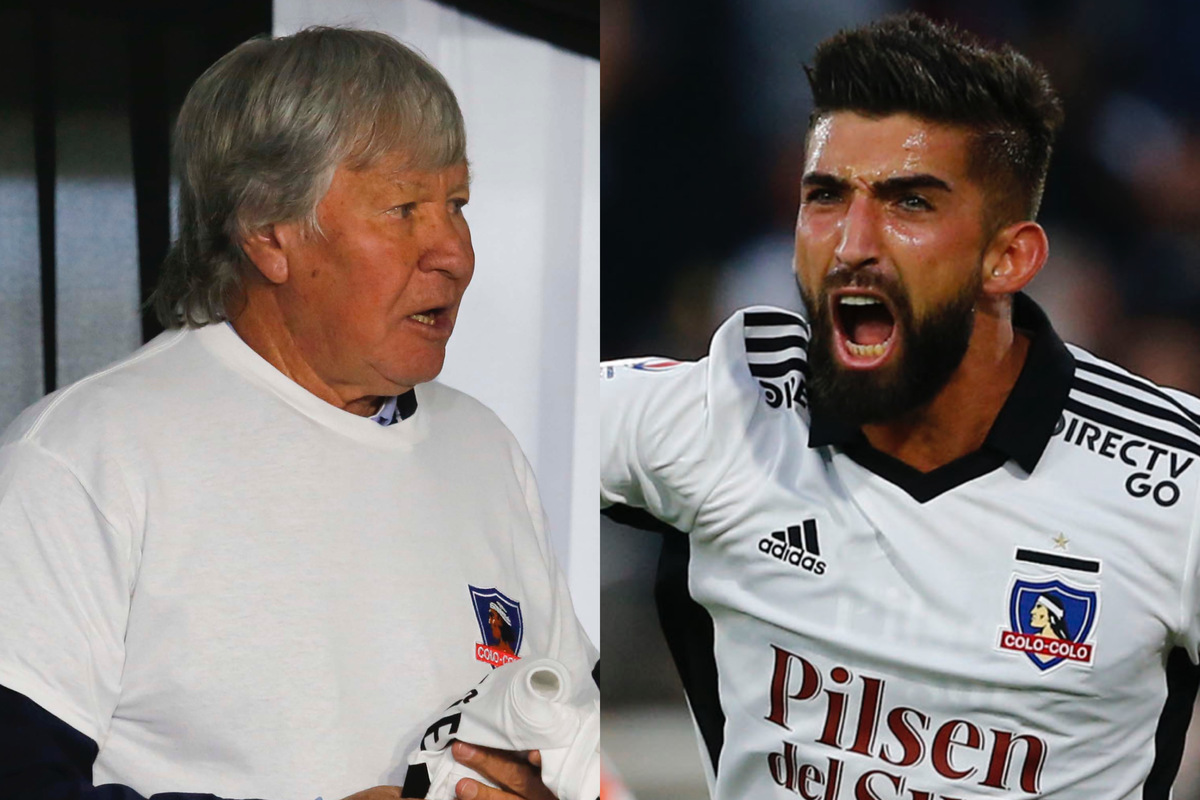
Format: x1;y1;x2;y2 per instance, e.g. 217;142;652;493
799;271;980;428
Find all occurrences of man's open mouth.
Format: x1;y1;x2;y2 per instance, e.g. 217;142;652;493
412;309;451;326
830;290;898;368
406;307;453;334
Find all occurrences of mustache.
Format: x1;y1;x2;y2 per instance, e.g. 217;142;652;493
819;268;903;297
799;269;912;322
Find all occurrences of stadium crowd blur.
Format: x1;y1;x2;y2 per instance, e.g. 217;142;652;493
601;0;1200;797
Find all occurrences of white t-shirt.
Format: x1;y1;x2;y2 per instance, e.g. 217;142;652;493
601;295;1200;800
0;323;596;799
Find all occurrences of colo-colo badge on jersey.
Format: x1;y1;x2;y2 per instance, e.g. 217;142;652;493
995;549;1101;672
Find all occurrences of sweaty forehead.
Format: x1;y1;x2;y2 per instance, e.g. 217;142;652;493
804;112;971;185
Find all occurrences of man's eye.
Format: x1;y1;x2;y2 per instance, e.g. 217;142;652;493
804;189;839;205
898;195;933;211
390;202;418;218
450;198;469;214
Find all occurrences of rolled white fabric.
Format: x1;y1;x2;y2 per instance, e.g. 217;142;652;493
403;657;600;800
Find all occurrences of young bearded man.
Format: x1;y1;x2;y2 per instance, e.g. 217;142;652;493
601;14;1200;799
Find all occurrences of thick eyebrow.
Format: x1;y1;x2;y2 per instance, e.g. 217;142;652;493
800;172;952;196
871;174;952;196
801;172;850;193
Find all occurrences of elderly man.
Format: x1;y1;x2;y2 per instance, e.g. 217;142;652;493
0;27;594;800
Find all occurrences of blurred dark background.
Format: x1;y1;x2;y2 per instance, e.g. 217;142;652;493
0;0;273;424
600;1;1200;796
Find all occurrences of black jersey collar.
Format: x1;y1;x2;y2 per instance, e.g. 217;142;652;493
807;293;1075;500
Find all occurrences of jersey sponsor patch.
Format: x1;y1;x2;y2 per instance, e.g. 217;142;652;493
469;585;524;667
996;574;1099;671
763;645;1049;796
1053;412;1196;508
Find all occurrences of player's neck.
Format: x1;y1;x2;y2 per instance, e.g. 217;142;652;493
860;300;1030;473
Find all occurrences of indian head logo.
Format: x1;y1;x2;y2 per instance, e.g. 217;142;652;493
997;575;1099;672
469;585;523;668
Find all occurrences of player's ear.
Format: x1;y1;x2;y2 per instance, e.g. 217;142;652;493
240;223;294;285
981;220;1048;296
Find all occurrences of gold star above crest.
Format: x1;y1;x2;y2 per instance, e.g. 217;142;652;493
1052;533;1070;551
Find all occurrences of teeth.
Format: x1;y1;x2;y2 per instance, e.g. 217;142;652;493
409;313;436;326
840;296;881;306
846;341;887;358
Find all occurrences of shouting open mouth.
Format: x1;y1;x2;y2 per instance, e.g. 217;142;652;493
830;289;899;369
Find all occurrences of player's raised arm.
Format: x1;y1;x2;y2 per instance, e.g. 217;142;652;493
599;356;708;524
601;307;809;532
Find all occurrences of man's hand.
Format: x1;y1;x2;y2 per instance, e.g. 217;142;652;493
451;741;557;800
340;787;402;800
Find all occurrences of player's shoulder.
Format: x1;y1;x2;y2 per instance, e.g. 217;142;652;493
1065;343;1200;453
732;305;812;412
602;304;813;414
707;304;813;415
1058;343;1200;516
707;303;812;364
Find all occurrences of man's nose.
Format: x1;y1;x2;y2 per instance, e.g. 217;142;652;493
833;192;881;269
418;207;474;279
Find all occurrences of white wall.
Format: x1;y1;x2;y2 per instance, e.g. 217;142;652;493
274;0;600;646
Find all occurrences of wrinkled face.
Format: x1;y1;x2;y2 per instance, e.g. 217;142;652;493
276;154;473;395
794;112;990;425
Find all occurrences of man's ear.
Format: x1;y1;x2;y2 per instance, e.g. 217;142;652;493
981;220;1048;296
240;224;290;285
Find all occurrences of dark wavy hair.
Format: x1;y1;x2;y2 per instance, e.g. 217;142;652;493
806;13;1064;229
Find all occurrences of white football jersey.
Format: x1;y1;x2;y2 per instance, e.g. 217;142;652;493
600;295;1200;800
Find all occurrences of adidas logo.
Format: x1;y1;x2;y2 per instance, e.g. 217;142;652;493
758;519;826;575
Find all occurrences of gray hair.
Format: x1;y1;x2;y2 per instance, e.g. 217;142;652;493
151;26;468;328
